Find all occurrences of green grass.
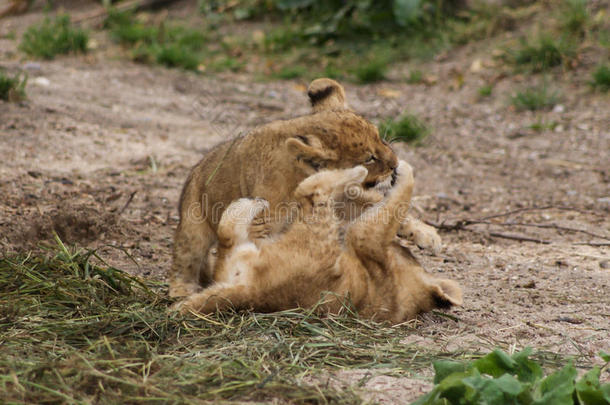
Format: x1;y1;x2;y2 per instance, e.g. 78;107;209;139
590;64;610;91
105;10;207;71
379;113;429;144
273;65;308;79
0;240;599;403
19;14;88;59
354;57;388;83
509;34;575;72
558;0;589;36
0;70;27;101
529;119;558;132
478;84;493;98
511;83;560;111
407;69;424;84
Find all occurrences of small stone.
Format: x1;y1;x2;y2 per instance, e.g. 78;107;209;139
600;260;609;269
23;62;41;71
552;104;565;113
554;125;564;133
33;77;50;87
470;59;483;73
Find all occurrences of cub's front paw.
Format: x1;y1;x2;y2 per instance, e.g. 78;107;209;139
398;218;442;255
395;160;414;183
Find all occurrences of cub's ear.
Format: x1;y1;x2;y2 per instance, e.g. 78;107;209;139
286;135;338;163
307;78;347;113
429;279;463;308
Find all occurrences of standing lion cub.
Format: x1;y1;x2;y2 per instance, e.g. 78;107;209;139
175;161;462;324
170;78;441;298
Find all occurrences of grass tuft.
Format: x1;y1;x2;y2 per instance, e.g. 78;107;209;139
274;65;308;79
558;0;589;36
509;34;573;72
354;58;388;83
105;10;207;71
407;69;424;84
511;82;560;111
478;84;493;98
19;14;88;59
0;70;27;101
590;64;610;92
379;113;429;144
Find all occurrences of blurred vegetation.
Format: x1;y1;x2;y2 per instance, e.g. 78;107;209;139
105;10;206;70
20;14;88;59
0;70;27;102
511;81;560;111
379;113;429;144
591;64;610;92
13;0;609;87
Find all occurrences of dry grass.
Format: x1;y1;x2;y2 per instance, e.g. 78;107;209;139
0;237;590;403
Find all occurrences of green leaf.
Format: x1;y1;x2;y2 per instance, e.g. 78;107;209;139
533;363;577;405
576;367;610;405
600;351;610;362
512;348;544;383
393;0;422;26
433;360;468;384
473;349;517;378
274;0;315;11
463;371;524;404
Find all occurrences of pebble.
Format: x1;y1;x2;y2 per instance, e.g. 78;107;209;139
22;62;41;71
552;104;565;113
33;77;50;87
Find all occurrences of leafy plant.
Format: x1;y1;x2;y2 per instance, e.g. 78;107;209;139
0;70;27;101
413;348;610;405
590;64;610;92
20;14;88;59
511;82;560;111
380;113;429;144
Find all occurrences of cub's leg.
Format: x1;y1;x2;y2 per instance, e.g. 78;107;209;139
169;219;215;297
398;218;442;254
347;160;414;263
213;198;268;284
174;284;255;315
217;198;269;248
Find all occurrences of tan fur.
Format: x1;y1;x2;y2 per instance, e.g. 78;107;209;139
170;78;441;297
175;162;462;324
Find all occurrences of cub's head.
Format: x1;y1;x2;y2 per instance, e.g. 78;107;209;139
285;78;398;192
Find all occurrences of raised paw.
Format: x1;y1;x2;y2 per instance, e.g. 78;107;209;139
395;160;414;183
398;218;442;255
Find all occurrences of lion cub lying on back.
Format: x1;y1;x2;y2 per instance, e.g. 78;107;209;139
176;161;462;324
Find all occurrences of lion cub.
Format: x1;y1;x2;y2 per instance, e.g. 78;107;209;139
176;162;461;324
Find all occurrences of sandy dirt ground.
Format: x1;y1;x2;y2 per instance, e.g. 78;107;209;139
1;3;608;401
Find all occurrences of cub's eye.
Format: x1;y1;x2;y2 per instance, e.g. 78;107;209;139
365;155;377;164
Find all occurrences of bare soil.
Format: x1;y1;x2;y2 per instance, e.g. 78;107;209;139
1;2;608;400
